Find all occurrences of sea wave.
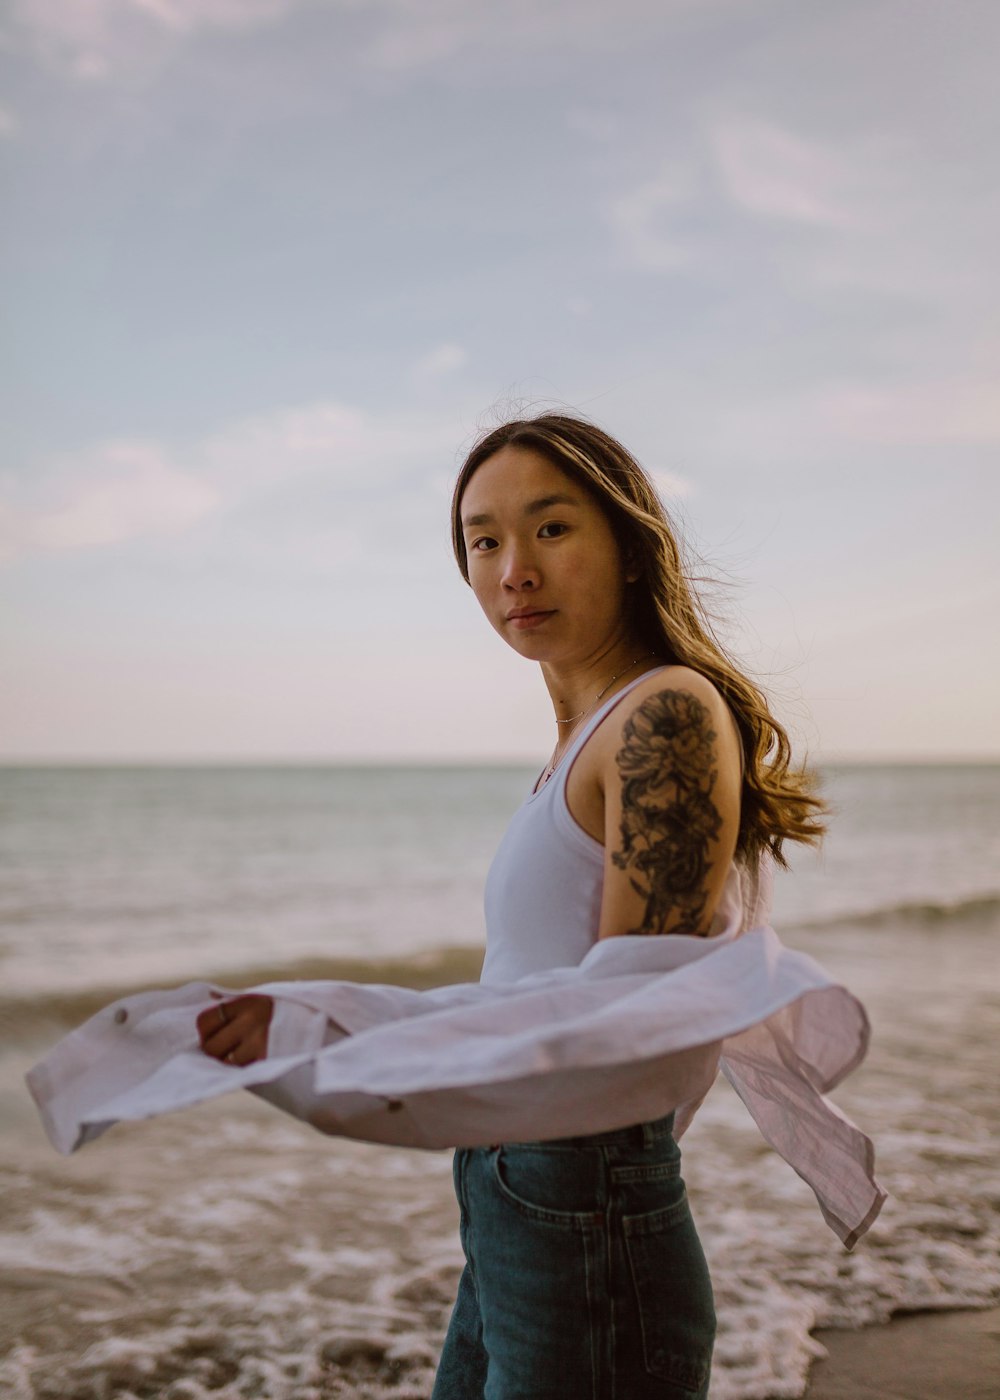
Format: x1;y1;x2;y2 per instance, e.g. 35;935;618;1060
0;945;485;1045
4;892;998;1044
787;890;1000;936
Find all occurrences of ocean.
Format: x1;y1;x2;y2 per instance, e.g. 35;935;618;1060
1;762;998;1398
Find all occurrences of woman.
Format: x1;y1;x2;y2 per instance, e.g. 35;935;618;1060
195;413;831;1398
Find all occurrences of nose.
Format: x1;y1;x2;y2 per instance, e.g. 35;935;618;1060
500;546;541;593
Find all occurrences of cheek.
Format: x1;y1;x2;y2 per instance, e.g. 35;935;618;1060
468;569;497;617
581;552;628;605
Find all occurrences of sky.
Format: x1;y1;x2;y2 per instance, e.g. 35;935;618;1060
2;0;998;763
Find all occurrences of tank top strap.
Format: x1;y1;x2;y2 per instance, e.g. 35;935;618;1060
535;664;673;800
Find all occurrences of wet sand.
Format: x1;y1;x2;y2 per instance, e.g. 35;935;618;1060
5;902;998;1398
806;1306;1000;1399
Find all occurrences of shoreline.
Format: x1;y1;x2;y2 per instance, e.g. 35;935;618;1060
805;1306;1000;1399
0;944;487;1042
2;1074;996;1400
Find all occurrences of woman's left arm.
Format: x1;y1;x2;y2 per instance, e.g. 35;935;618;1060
597;673;743;940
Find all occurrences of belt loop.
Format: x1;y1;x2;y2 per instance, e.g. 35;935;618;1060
641;1121;655;1150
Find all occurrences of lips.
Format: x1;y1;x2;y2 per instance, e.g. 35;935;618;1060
506;608;555;631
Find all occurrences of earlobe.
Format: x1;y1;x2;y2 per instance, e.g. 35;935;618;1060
623;549;641;584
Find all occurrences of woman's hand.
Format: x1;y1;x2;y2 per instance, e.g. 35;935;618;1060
197;994;274;1067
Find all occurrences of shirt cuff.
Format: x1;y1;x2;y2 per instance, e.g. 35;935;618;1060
267;999;336;1059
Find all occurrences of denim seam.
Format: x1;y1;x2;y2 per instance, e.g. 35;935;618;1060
457;1150;485;1317
491;1149;606;1230
601;1146;615;1400
620;1181;712;1395
610;1161;682;1185
622;1193;692;1236
622;1224;710;1393
583;1220;600;1400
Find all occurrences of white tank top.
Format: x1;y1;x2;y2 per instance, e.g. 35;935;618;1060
481;667;763;985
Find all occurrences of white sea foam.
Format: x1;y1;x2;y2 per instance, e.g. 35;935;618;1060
4;972;998;1400
3;763;999;1395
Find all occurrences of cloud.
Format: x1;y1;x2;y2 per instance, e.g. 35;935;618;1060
711;118;861;229
126;0;294;32
8;0;727;83
21;446;219;554
608;117;866;274
0;444;218;559
607;109;983;324
195;400;444;492
650;469;692;501
809;378;1000;446
671;375;1000;463
607;166;697;272
0;400;460;563
411;343;468;380
359;0;724;74
0;398;702;580
6;0;308;80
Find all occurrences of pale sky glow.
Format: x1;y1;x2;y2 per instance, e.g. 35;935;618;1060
2;0;998;761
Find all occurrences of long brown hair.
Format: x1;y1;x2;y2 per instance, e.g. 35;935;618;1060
451;412;826;871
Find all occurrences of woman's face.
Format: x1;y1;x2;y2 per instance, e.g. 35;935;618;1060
458;445;640;665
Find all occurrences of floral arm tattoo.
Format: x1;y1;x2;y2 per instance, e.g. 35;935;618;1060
611;690;722;935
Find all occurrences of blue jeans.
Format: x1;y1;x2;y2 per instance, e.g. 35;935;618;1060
431;1113;715;1400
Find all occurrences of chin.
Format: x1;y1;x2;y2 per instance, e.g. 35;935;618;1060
497;629;552;663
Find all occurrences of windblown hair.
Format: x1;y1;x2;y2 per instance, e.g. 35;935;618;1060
451;412;827;871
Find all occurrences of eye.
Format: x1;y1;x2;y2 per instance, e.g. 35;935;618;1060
469;536;498;553
538;521;568;539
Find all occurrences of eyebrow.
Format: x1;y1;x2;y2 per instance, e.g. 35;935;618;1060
462;493;582;529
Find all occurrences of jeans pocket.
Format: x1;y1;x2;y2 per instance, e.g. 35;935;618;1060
491;1146;605;1229
622;1195;715;1394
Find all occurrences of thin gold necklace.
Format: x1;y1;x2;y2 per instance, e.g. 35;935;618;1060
540;652;659;786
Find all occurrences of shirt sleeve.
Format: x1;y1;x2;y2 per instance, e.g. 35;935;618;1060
267;998;346;1058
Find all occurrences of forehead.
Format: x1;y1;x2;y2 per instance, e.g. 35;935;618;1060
460;445;581;520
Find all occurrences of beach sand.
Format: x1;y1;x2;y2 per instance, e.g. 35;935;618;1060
4;907;998;1399
6;866;1000;1398
3;1069;996;1399
806;1306;1000;1399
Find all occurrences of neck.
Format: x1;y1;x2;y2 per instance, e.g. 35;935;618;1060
536;643;661;788
541;640;657;732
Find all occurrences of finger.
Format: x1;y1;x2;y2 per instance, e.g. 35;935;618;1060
199;1013;250;1059
225;1015;271;1065
220;1029;269;1067
201;1012;267;1063
242;1027;269;1064
200;1028;240;1060
198;997;257;1049
196;1000;234;1044
198;996;273;1061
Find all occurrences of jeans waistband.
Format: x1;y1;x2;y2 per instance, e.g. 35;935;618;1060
489;1111;676;1153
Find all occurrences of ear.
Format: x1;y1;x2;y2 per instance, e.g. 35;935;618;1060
624;553;642;584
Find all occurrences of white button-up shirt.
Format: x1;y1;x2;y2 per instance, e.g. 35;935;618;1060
26;915;885;1251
